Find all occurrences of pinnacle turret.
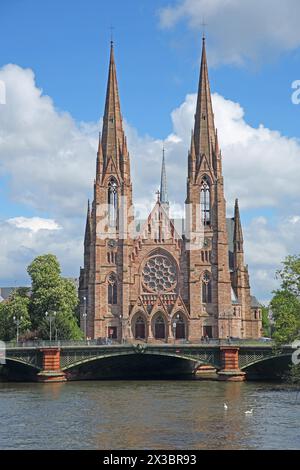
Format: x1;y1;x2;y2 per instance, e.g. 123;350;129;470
84;200;92;246
233;198;244;252
159;148;169;213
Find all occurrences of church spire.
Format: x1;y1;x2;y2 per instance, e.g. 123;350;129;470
194;36;216;165
160;147;169;213
101;41;124;162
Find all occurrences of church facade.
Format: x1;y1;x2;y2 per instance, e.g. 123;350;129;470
79;38;262;342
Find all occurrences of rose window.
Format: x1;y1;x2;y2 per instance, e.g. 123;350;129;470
142;255;177;292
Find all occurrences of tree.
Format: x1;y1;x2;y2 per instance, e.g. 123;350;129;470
0;289;31;341
27;254;82;340
261;306;271;337
270;255;300;345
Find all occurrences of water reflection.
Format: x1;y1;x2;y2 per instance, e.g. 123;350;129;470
0;380;299;449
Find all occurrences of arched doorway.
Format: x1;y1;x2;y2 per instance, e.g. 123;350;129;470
154;314;166;340
134;315;146;340
173;314;186;339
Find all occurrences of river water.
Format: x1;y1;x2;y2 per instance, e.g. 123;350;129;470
0;380;299;450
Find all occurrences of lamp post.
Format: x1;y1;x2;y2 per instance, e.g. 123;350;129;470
226;309;233;343
82;296;87;341
45;311;56;342
172;321;177;344
268;306;274;338
13;315;23;343
119;314;123;344
172;314;180;344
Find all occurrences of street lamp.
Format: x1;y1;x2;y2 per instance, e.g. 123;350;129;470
13;315;23;343
45;311;56;342
172;314;180;344
225;309;233;343
119;314;123;344
172;321;177;344
82;296;87;341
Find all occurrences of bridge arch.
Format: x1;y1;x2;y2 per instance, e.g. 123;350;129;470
4;356;41;370
1;357;42;381
61;349;220;380
240;353;292;380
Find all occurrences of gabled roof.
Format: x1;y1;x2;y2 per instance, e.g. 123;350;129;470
0;287;16;300
251;296;261;308
134;201;182;243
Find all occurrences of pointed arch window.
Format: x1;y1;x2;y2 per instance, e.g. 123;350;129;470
154;314;166;339
202;271;212;304
200;176;211;225
173;313;186;339
134;315;146;339
108;273;117;305
108;178;118;227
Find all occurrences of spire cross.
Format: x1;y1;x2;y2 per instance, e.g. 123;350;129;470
156;189;160;202
201;18;207;39
110;25;115;44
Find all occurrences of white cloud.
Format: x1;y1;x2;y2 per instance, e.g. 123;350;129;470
243;215;300;301
159;0;300;65
144;92;300;213
1;63;300;301
0;219;82;285
7;217;61;233
0;64;97;218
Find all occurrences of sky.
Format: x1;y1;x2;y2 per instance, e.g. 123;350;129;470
0;0;300;303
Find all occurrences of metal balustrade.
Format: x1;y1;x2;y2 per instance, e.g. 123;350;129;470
4;338;277;349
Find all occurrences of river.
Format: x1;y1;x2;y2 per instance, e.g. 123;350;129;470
0;380;299;449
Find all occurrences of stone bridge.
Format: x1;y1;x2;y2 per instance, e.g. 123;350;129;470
2;342;296;382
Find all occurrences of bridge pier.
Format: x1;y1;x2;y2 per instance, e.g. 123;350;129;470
217;346;245;381
37;348;66;383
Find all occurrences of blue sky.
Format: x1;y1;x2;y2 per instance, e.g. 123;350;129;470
1;0;299;138
0;0;300;301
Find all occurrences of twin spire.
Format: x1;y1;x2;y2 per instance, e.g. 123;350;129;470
190;36;219;174
96;41;130;185
98;40;169;206
101;41;124;161
97;37;221;208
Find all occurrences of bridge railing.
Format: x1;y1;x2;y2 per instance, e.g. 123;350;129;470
4;338;277;349
5;339;118;349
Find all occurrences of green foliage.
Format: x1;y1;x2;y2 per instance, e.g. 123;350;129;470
283;364;300;385
28;254;61;289
27;254;82;340
0;289;31;341
277;255;300;295
270;255;300;345
261;306;271;337
0;254;82;342
271;290;300;344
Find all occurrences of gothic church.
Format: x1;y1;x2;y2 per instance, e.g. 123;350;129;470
79;38;262;342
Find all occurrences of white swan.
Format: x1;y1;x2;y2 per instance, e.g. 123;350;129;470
245;409;253;415
224;403;228;410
